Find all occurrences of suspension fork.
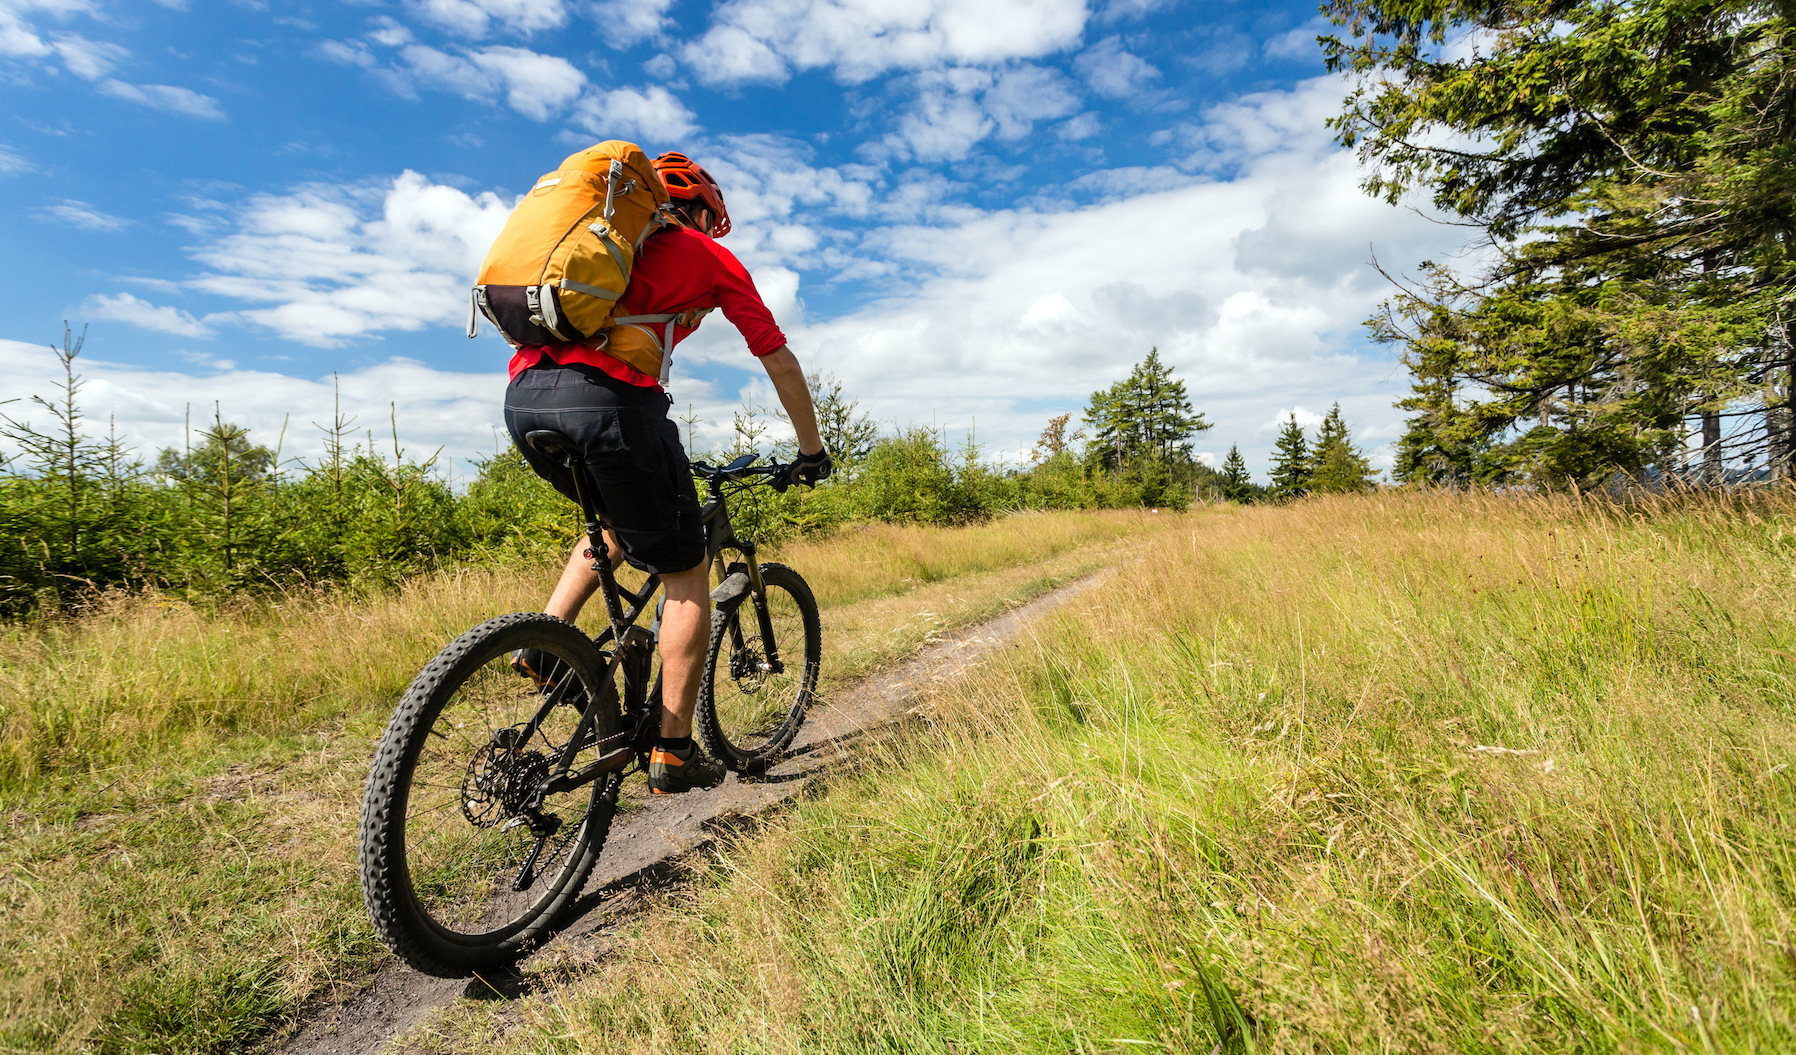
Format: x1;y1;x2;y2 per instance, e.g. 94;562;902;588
724;540;783;675
702;480;782;673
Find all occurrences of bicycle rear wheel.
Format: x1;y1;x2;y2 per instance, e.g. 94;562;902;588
359;612;621;977
696;562;821;772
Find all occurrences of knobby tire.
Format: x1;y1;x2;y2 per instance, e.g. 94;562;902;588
695;562;822;772
359;612;620;978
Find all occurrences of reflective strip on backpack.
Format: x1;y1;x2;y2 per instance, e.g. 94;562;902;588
587;223;631;279
658;317;675;384
558;278;624;302
602;159;623;224
533;176;562;192
611;312;680;383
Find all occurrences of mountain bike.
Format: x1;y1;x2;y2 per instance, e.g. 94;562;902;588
358;429;821;978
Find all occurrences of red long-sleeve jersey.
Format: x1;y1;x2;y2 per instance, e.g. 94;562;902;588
507;226;788;387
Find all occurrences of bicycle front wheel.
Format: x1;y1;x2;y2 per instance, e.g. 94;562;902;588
696;562;821;772
359;612;621;977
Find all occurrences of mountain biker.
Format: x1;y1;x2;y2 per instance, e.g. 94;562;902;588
503;150;832;794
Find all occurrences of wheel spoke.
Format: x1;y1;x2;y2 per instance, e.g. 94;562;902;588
698;564;819;769
364;615;623;972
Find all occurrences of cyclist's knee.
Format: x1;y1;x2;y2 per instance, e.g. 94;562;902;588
662;561;710;602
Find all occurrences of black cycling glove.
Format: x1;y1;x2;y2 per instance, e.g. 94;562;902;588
788;448;833;488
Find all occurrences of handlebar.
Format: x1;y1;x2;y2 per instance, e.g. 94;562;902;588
691;454;792;488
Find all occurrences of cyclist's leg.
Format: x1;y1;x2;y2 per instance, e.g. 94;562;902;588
657;558;711;738
504;361;691;622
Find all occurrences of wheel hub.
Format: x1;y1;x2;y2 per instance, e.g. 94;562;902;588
729;647;769;690
461;726;550;827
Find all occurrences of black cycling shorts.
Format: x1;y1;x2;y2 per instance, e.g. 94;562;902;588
504;361;706;576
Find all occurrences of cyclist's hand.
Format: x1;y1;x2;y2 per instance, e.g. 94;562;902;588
787;448;833;489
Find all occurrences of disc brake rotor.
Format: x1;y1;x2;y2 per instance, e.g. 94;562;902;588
460;726;551;828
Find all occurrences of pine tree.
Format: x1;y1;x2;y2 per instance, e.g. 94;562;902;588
1268;414;1311;498
1078;349;1213;508
1082;348;1210;473
1308;403;1376;493
804;373;878;482
1219;444;1257;502
1326;0;1796;483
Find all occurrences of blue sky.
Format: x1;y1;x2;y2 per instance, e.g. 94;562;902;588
0;0;1462;479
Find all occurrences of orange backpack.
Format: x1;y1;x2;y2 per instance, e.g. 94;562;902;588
469;141;681;378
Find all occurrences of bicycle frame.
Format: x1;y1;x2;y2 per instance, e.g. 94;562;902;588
520;450;783;805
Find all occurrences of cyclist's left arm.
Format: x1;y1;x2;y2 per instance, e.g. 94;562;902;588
759;346;823;457
701;240;824;460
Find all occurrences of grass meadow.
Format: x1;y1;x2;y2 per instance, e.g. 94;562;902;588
433;487;1796;1054
0;509;1156;1054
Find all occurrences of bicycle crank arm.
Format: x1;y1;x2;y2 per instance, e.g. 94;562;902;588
534;744;635;799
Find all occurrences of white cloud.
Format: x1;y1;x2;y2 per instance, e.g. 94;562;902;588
82;292;215;338
1098;0;1171;19
1263;406;1325;432
37;198;130;230
49;32;124;78
881;64;1080;161
571;84;698;141
466;45;586;118
98;79;227;120
0;0;94;60
1264;18;1330;61
1171;77;1342;175
408;0;569;37
350;41;586;120
1073;36;1159;99
184;171;513;347
316;38;374;68
759;76;1462;475
589;0;676;45
682;0;1091;86
1057;112;1100;140
0;143;29;174
0;338;515;479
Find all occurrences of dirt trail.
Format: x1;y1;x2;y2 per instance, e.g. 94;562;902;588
275;570;1109;1055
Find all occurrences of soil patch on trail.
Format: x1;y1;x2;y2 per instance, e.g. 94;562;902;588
272;570;1109;1055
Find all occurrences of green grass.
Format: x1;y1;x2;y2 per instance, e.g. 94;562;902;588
0;509;1163;1053
460;487;1796;1054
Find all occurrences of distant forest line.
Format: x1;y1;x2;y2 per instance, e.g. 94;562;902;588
4;338;1364;616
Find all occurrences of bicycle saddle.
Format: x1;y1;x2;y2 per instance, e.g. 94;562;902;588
525;430;581;463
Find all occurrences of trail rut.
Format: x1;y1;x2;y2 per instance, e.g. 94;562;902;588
274;569;1109;1055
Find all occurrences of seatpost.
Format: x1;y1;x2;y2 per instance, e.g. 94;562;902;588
559;455;631;636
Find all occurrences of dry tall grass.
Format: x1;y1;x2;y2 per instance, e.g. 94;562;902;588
0;509;1144;788
491;487;1796;1054
0;508;1157;1054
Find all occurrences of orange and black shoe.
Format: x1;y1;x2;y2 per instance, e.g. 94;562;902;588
647;743;726;794
511;647;588;709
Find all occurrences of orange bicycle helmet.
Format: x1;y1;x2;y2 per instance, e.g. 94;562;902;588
653;151;730;238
